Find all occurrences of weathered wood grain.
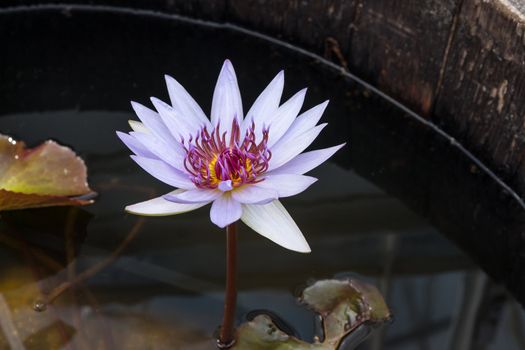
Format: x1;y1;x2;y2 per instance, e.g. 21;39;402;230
227;0;461;116
349;0;460;115
227;0;358;57
433;0;525;197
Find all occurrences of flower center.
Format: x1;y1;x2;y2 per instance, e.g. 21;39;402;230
183;120;271;190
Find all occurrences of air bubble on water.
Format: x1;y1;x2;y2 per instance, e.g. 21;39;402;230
33;300;47;312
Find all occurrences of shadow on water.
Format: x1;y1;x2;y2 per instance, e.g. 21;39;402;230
0;4;524;349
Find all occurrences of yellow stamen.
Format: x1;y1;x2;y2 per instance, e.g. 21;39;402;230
208;155;219;186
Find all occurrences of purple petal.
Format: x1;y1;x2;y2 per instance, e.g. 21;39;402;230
231;185;278;204
265;88;307;146
243;70;284;136
151;97;197;139
269;144;346;175
255;174;317;197
116;131;157;159
131;101;179;147
165;74;212;130
268;123;327;171
270;100;328;148
210;194;242;228
241;200;310;253
130;155;194;189
126;190;208;216
210;59;243;135
130;131;186;171
164;188;222;204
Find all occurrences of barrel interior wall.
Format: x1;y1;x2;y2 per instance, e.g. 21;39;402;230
3;0;525;197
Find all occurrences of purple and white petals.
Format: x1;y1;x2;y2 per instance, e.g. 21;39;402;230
130;156;194;190
126;190;208;216
165;74;212;130
269;144;346;175
254;174;317;198
210;193;243;228
116;131;157;159
151;97;197;140
130;131;186;171
241;200;311;253
280;100;329;142
211;60;243;135
130;102;178;146
268;123;327;171
266;88;307;146
243;70;284;136
231;185;278;204
165;188;222;204
119;59;345;253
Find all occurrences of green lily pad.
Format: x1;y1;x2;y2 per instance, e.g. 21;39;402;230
0;134;93;211
233;279;391;350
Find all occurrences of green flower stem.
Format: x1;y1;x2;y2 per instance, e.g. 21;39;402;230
218;222;238;348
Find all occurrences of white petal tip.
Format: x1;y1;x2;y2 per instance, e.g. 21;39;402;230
213;222;228;229
125;205;155;216
297;246;312;254
130;101;151;115
282;240;311;253
272;237;311;254
275;70;285;81
130;101;143;113
164;74;179;87
125;205;141;214
241;201;311;254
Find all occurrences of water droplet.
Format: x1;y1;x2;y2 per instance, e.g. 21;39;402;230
33;300;47;312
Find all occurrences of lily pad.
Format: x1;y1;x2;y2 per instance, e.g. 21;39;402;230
233;279;391;350
0;134;93;211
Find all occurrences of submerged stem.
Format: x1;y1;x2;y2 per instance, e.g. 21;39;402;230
218;222;238;348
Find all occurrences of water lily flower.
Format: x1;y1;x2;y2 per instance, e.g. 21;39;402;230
117;60;344;253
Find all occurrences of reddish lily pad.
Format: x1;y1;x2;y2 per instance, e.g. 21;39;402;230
0;134;93;211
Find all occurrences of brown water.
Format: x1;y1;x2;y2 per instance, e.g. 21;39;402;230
0;4;524;349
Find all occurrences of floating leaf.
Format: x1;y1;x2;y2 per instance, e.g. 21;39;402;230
0;134;93;211
233;279;391;350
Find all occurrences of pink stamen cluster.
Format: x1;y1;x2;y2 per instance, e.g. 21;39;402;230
183;120;271;190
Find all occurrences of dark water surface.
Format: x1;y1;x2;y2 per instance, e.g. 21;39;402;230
1;5;525;349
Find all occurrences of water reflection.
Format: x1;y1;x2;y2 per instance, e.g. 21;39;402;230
0;224;523;349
